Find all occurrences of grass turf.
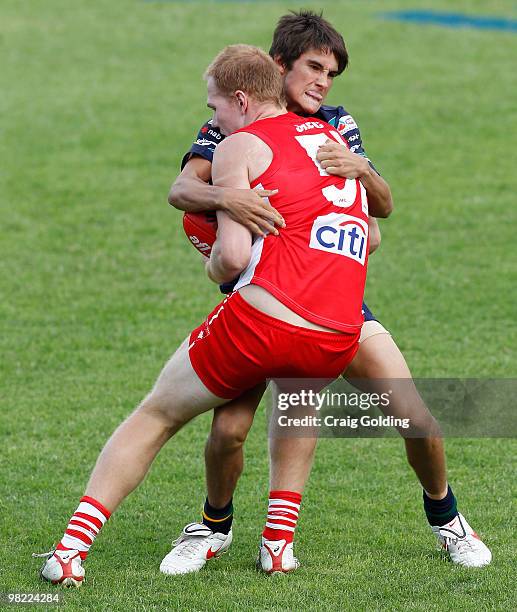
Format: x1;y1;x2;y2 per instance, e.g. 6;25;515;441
1;0;516;609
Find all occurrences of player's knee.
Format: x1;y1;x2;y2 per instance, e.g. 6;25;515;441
405;414;442;439
137;391;187;432
209;413;251;452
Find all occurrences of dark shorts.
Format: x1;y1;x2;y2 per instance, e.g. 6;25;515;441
362;302;377;322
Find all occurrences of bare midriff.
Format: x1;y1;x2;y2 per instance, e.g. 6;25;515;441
238;284;342;334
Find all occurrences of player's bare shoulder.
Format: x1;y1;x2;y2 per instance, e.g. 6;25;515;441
213;132;273;183
214;132;271;164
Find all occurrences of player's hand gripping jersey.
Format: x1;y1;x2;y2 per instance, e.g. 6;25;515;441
234;112;369;332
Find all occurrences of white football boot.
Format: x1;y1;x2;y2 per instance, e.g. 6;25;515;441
256;537;300;575
160;522;233;575
34;549;85;587
432;512;492;567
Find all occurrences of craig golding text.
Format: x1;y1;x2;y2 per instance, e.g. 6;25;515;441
277;415;411;429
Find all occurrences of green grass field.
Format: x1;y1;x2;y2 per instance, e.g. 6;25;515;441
1;0;516;609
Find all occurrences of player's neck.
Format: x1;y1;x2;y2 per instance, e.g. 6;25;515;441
248;103;287;124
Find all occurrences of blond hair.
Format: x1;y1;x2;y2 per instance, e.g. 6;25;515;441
204;44;284;106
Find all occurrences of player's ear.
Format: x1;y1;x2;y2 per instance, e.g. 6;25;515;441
273;55;286;75
235;90;247;113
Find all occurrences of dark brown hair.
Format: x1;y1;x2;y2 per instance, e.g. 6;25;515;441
269;10;348;74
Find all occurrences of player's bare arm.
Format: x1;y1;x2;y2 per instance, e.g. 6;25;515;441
316;140;393;217
368;216;381;254
168;155;283;236
206;133;271;283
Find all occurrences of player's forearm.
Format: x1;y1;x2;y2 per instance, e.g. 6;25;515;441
168;175;226;213
206;214;252;285
360;169;393;218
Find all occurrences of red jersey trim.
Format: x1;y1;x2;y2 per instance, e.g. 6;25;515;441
237;114;297;188
248;129;282;189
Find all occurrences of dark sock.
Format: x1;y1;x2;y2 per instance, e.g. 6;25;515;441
202;497;233;535
423;485;458;526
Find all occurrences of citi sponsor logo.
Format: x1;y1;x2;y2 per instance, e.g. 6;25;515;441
309;213;368;265
295;121;325;133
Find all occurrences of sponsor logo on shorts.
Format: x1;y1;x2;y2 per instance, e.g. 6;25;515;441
347;133;360;143
196;327;209;341
309;213;368;265
337;114;358;134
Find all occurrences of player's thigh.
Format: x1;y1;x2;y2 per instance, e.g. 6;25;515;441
346;323;412;379
344;325;437;430
148;337;226;424
211;382;266;445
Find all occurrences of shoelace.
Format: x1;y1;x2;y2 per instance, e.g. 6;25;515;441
171;537;207;559
442;534;478;555
32;549;82;563
32;550;55;559
453;536;478;554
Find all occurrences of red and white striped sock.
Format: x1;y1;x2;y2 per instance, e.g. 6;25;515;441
56;496;111;560
262;490;302;544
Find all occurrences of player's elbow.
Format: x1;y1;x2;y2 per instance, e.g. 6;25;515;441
214;239;251;281
369;229;381;254
376;191;394;218
168;174;194;210
379;201;393;218
372;198;393;219
218;248;251;281
168;181;182;209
